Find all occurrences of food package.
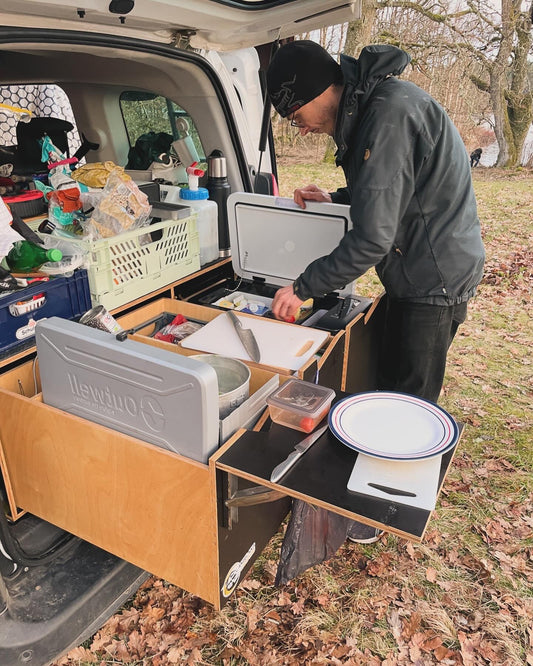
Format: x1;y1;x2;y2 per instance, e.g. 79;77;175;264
87;169;151;239
153;314;203;344
71;161;124;189
294;298;314;322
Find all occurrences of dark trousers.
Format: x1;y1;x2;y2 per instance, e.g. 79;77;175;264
377;298;468;403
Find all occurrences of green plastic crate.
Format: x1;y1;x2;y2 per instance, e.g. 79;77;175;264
74;215;200;310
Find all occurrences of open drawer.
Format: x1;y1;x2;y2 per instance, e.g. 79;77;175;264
213;417;464;544
0;297;385;608
0;346;289;609
116;297;363;391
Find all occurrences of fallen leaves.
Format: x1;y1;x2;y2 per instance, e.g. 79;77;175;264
482;248;533;288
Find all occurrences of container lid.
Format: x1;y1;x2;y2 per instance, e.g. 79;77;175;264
207;150;227;178
3;190;44;203
180;187;209;200
226;192;352;288
46;248;63;262
35;317;220;463
266;378;335;418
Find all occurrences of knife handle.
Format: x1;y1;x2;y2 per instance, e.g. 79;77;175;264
270;449;302;484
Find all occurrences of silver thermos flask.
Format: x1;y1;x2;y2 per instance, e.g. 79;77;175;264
206;150;232;257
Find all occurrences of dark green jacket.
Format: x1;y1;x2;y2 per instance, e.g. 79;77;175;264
293;45;485;305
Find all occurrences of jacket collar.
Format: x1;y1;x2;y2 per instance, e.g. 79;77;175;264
334;45;411;163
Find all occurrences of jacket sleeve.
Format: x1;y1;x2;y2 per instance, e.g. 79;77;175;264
294;105;428;300
330;187;351;204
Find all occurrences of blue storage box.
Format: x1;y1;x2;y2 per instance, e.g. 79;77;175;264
0;269;91;358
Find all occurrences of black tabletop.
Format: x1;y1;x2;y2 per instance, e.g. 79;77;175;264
216;396;461;540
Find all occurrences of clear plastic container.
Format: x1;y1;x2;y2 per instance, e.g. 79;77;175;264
179;187;219;266
266;378;335;433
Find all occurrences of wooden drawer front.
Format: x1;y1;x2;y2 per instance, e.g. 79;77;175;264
0;389;220;606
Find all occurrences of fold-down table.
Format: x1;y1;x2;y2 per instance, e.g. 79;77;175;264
213;395;463;542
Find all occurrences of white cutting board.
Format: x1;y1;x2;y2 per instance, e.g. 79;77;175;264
181;312;329;370
347;453;442;510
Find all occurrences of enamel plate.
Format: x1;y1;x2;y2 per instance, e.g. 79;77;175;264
328;392;458;461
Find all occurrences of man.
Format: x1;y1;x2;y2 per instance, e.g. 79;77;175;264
267;41;485;543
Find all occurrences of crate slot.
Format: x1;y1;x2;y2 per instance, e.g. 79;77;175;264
9;294;46;316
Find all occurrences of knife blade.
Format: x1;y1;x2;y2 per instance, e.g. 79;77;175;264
270;424;328;483
227;311;261;362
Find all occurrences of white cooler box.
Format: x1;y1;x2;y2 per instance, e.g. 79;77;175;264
194;192;371;329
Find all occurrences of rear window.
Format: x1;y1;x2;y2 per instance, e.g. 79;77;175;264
0;84;80;156
119;92;205;163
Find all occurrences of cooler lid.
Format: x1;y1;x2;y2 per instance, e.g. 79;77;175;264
226;192;352;288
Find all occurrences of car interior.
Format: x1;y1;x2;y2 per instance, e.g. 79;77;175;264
0;40;259;193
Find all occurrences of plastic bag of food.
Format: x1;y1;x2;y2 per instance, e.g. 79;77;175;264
275;499;352;586
153;314;203;343
71;161;124;189
86;169;150;239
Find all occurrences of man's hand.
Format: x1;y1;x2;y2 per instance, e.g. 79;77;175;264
294;184;332;209
271;284;303;321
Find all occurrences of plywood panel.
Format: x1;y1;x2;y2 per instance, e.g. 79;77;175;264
302;329;345;390
0;358;40;396
344;294;386;394
0;389;220;606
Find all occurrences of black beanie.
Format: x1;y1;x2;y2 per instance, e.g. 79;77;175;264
266;40;342;117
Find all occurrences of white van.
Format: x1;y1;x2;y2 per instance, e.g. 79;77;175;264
0;3;361;665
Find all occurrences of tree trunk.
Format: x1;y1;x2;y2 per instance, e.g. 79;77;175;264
343;0;380;57
491;0;532;166
322;0;380;162
508;8;533;163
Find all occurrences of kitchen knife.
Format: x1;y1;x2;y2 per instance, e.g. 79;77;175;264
227;311;261;362
270;424;328;483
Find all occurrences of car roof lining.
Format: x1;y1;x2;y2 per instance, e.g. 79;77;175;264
0;45;215;96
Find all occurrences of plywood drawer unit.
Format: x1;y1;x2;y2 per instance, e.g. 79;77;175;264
0;354;288;609
0;295;384;607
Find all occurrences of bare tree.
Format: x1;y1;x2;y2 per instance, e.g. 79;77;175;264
479;0;533;165
344;0;380;56
343;0;533;166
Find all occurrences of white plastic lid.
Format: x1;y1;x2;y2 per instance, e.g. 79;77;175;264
226;192;352;287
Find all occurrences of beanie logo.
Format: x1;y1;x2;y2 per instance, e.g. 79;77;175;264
270;74;305;118
287;103;302;115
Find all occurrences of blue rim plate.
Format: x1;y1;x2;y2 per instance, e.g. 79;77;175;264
328;391;458;461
